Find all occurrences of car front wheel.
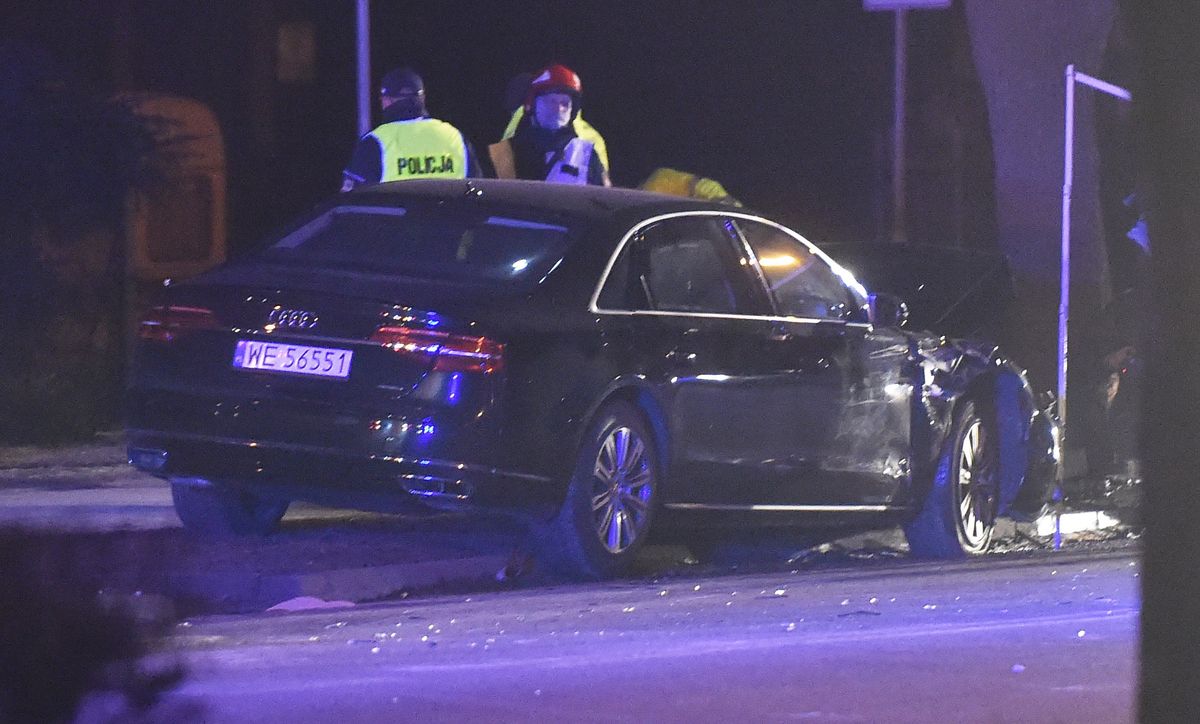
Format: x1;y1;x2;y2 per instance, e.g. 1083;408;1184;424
538;401;659;579
170;478;289;536
904;399;997;558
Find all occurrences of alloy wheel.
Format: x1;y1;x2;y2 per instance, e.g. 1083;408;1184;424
590;426;654;554
955;419;995;551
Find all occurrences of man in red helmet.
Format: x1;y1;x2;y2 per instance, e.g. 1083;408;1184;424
488;64;610;186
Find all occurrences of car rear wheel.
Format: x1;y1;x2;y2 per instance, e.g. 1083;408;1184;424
170;478;289;536
904;399;997;558
538;401;659;579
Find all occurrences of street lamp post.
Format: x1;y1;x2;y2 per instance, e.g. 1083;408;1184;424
356;0;371;136
892;9;908;242
863;0;951;243
1058;65;1132;444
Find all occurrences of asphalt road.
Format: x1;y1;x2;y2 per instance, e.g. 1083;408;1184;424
3;438;1139;722
162;549;1139;723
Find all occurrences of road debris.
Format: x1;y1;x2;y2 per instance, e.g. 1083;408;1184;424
267;596;355;613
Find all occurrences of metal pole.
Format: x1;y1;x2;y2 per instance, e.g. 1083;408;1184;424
1056;64;1131;496
891;9;908;242
356;0;371;136
1074;70;1134;101
1059;65;1074;441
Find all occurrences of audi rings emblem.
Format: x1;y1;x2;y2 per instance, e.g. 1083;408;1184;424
268;308;319;329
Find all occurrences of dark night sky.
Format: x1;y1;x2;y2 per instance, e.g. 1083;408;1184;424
371;1;895;237
5;1;907;245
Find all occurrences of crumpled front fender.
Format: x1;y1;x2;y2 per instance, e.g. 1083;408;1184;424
910;336;1057;518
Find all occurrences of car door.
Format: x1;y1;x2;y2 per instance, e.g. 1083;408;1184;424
734;217;913;506
593;213;785;506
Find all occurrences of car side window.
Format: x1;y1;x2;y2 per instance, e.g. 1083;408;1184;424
595;241;645;310
736;219;855;320
599;216;752;314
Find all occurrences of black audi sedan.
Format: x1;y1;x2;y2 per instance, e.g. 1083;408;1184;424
128;179;1057;578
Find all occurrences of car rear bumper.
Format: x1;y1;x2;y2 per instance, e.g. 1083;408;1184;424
127;429;560;515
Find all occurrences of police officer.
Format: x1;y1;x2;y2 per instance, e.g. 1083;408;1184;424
342;67;481;190
488;64;609;186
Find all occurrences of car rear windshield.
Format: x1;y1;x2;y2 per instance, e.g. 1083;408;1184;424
259;202;578;286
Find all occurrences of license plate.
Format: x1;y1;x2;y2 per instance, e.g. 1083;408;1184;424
232;340;353;379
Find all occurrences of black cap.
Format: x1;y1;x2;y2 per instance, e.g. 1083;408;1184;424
380;67;424;97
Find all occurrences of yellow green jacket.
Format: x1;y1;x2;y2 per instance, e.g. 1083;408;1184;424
503;108;609;173
639;167;741;206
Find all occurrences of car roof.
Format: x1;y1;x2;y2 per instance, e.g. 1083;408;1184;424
345;178;732;220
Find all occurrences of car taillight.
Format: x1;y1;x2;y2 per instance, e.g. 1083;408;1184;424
370;326;505;374
138;305;219;343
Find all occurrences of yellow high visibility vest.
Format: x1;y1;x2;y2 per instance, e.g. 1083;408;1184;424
502;108;609;173
371;118;468;181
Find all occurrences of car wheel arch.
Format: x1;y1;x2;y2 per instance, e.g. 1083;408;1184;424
576;379;672;489
536;396;664;579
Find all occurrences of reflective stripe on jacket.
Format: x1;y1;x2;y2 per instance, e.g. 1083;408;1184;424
544;138;594;185
488;138;597;185
371;118;468;181
488;140;517;180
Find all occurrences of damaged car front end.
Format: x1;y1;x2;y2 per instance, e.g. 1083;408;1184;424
901;333;1060;555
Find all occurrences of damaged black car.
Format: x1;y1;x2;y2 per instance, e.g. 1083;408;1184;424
127;179;1058;578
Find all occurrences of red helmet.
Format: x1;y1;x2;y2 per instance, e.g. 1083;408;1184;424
524;64;582;110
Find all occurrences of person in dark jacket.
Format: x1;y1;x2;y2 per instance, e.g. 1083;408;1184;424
342;67;480;190
488;64;609;186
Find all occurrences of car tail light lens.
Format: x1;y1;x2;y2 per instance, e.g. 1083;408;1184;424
138;305;219;343
370;326;505;374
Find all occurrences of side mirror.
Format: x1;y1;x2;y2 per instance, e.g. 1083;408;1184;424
869;292;910;328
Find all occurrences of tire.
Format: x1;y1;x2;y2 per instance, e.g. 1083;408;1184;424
170;478;289;536
904;400;997;558
537;401;659;579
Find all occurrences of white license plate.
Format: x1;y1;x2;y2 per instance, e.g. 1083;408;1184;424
232;340;353;379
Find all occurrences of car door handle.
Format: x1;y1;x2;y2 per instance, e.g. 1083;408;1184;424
769;323;792;342
666;328;701;365
666;347;697;365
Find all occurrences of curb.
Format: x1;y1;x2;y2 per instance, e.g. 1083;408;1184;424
0;441;1135;617
0;437;126;471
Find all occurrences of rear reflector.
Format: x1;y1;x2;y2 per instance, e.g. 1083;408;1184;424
138;305;219;342
370;326;504;374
